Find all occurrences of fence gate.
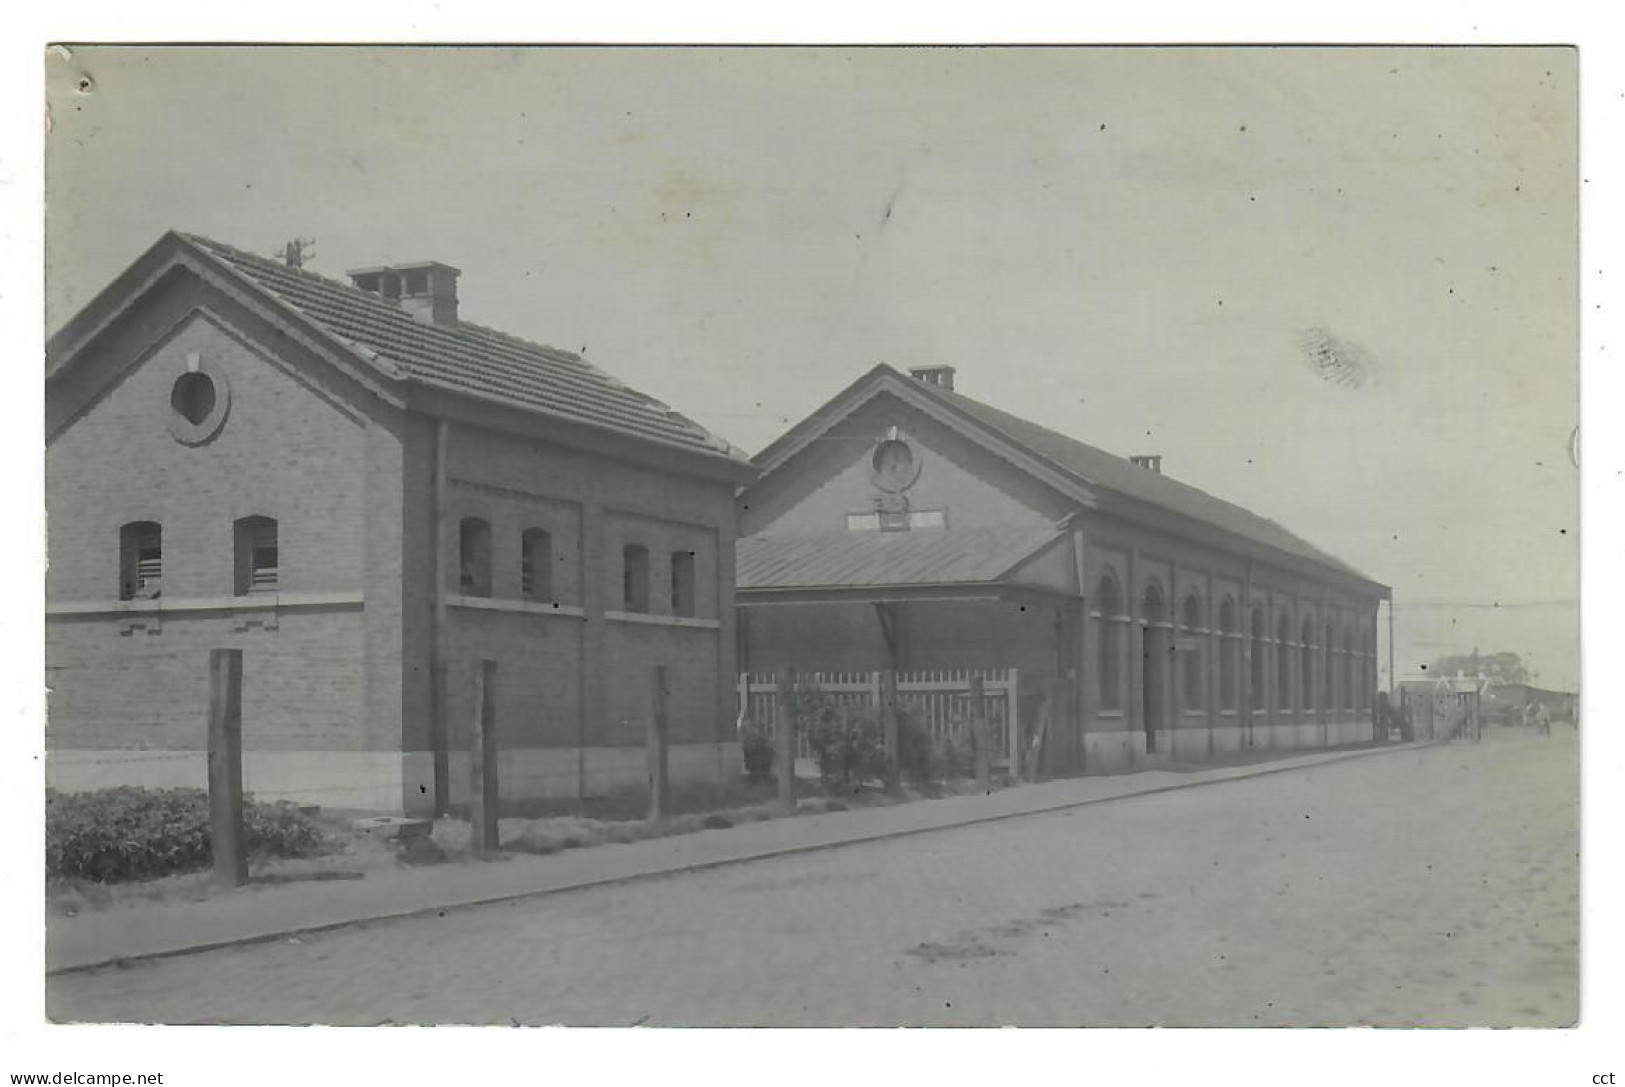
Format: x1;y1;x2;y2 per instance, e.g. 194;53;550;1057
736;668;1021;770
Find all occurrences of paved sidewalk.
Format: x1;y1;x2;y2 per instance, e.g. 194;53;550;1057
46;742;1421;975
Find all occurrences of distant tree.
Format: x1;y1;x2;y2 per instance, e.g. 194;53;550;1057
1428;651;1530;685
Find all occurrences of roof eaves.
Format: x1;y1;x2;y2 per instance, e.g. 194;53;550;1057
909;380;1388;592
401;370;755;474
171;237;407;405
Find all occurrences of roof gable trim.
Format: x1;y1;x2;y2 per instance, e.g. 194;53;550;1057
48;237;403;413
752;366;1100;511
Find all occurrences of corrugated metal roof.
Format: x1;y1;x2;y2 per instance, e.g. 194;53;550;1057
181;234;744;461
909;377;1375;583
738;525;1065;591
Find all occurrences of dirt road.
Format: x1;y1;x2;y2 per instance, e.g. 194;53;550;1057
48;728;1579;1026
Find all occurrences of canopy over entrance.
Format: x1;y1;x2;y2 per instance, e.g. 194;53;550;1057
737;523;1075;606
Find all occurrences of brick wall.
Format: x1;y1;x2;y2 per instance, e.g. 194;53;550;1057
402;414;739;771
46;298;382;754
46;265;743;808
46;309;370;602
46;609;366;751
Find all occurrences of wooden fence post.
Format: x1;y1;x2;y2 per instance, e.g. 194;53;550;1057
648;665;670;822
970;674;991;791
469;659;499;856
775;665;796;809
881;670;901;792
207;648;248;888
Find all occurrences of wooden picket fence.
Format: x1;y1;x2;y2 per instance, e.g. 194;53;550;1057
736;668;1021;769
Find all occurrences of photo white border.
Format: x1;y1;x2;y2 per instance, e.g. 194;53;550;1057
3;5;1617;1085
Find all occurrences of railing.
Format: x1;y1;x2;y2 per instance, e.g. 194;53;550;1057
737;668;1020;767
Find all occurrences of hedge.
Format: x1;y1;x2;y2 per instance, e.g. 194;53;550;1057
46;786;327;883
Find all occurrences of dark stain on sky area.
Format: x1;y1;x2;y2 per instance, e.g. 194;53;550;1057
1297;328;1375;390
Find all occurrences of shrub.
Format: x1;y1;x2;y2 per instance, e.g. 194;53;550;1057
798;689;889;790
45;786;327;883
896;710;974;785
740;721;775;783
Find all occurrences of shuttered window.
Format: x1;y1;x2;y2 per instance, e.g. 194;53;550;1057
119;521;162;601
234;516;279;595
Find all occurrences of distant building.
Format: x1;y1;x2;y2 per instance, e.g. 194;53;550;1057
1481;682;1576;726
45;232;754;814
1396;675;1489;741
736;364;1390;774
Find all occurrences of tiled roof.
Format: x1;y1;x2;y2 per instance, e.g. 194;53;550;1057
180;234;743;461
738;525;1065;591
907;377;1374;583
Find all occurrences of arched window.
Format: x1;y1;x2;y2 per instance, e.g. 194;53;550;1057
622;544;650;613
1249;606;1266;711
118;521;162;601
233;516;279;595
1097;575;1122;711
521;528;552;601
1182;593;1204;710
1301;617;1316;715
1276;614;1293;710
459;517;492;597
1219;598;1238;710
1142;583;1165;625
670;549;696;617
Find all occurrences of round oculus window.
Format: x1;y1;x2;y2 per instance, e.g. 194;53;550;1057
171;372;216;425
167;364;231;445
870;438;921;493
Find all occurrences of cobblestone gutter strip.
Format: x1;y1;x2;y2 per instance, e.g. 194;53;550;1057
47;742;1425;976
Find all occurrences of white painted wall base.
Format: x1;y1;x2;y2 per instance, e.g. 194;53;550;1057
46;749;418;812
1267;724;1300;750
1170;726;1211;760
440;742;743;807
1082;730;1136;773
48;742;745;815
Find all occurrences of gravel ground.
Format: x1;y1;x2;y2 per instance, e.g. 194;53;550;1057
47;727;1578;1027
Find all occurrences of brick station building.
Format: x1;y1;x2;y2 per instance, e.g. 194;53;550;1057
736;364;1390;775
45;231;754;814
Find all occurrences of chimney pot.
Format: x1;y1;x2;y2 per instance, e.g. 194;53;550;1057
348;260;461;326
908;365;956;391
1130;454;1164;474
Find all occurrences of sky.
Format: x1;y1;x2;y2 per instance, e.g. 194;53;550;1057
43;44;1581;689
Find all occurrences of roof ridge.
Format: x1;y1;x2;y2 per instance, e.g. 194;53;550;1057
902;375;1376;583
176;232;745;460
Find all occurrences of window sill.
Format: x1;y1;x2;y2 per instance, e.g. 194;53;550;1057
605;610;720;630
48;591;364;617
446;594;585;618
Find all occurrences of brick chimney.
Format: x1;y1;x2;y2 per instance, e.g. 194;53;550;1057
1129;454;1163;474
348;260;461;326
908;365;956;391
